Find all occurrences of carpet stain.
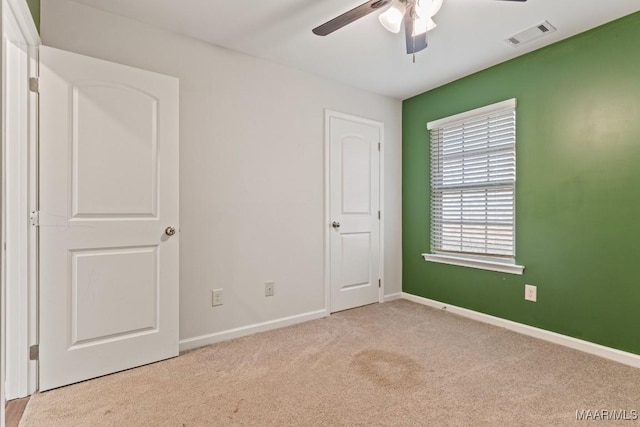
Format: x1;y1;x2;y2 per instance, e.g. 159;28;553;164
233;398;245;413
352;350;422;390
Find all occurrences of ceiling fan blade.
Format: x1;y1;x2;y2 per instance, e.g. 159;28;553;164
404;13;427;54
312;0;391;36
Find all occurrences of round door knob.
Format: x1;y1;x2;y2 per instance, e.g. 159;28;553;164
165;226;176;236
331;221;340;229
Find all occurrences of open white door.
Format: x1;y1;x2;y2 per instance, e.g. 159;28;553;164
328;112;381;313
38;46;179;391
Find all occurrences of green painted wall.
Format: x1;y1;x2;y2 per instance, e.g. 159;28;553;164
403;12;640;354
26;0;39;31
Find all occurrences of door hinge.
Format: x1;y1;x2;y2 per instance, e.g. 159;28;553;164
378;142;381;152
378;279;381;288
29;345;39;361
29;77;39;93
378;210;381;220
30;210;40;226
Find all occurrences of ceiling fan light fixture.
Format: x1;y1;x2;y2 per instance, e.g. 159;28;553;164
412;16;428;36
431;0;444;17
379;0;406;34
413;17;437;36
414;0;432;19
414;0;440;35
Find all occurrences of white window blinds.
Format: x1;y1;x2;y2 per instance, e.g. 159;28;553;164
428;99;516;261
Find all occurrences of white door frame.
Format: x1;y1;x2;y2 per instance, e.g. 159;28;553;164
324;110;384;313
2;0;40;405
1;2;4;422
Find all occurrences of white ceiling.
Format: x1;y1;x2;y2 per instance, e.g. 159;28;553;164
69;0;640;99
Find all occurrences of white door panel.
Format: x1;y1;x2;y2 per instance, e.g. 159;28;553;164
71;247;158;343
39;46;179;390
329;114;381;313
72;82;159;217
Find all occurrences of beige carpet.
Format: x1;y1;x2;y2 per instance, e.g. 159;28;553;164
20;300;640;426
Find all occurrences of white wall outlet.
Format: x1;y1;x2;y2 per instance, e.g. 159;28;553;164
212;289;223;306
525;284;537;302
265;281;275;297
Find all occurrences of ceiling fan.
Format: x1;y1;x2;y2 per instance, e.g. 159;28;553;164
313;0;528;57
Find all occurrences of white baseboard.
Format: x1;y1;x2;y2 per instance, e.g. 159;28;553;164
402;292;640;369
383;292;402;302
179;309;329;352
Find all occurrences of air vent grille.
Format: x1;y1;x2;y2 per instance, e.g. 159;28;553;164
506;21;556;47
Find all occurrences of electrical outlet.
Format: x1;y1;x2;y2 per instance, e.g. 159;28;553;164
212;289;223;306
525;284;537;302
265;281;275;297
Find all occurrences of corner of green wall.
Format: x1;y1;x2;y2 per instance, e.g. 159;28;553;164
402;11;640;355
26;0;40;32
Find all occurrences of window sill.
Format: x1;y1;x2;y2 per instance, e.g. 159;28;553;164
421;253;525;275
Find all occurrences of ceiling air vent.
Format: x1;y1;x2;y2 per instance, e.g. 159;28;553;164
505;21;556;47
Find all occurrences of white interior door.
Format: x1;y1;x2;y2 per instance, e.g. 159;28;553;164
328;112;381;313
38;46;179;391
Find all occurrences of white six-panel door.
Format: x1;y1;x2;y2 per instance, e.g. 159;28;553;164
38;46;179;390
328;112;381;313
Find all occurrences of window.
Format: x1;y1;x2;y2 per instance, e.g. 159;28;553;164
423;99;524;275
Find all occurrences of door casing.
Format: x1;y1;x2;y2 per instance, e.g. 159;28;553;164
2;0;40;403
